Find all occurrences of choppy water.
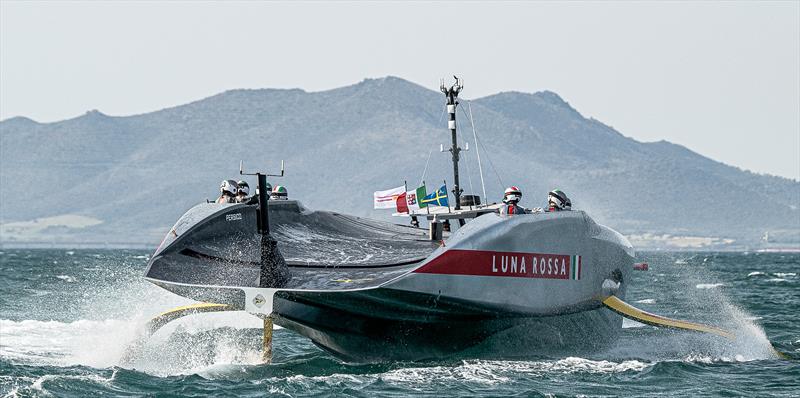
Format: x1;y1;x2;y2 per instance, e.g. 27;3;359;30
0;250;797;397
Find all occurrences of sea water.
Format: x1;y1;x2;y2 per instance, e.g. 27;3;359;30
0;250;798;397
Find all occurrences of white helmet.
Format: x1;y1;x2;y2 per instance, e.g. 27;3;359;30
220;179;238;196
272;185;288;200
548;189;570;210
503;186;522;204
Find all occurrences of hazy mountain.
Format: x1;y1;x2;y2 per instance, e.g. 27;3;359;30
1;76;798;248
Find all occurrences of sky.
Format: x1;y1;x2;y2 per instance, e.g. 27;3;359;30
1;1;798;180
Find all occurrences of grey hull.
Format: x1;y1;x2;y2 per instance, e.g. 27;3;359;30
145;201;634;362
272;287;622;362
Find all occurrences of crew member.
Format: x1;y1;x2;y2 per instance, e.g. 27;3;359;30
216;180;238;204
547;189;571;211
246;182;273;205
235;180;250;203
272;185;288;200
499;186;528;215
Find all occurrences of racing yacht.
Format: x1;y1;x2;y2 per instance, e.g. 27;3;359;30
142;78;732;362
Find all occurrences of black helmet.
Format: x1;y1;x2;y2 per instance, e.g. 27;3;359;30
237;180;250;195
548;189;570;210
255;182;273;196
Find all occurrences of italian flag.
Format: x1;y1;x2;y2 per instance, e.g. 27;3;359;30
406;186;428;211
571;255;582;280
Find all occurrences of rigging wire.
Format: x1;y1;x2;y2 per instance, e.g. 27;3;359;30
463;142;475;199
419;147;434;187
478;134;505;191
466;101;488;205
458;106;505;193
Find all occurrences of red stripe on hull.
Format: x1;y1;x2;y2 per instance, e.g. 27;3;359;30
414;249;577;280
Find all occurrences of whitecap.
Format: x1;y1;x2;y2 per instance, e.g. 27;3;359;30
765;278;787;283
381;361;510;385
65;251;75;256
56;275;76;283
695;283;724;289
27;370;117;395
0;319;141;367
747;271;766;277
0;310;267;376
773;273;796;277
539;357;650;373
684;353;751;364
380;357;650;386
635;299;656;304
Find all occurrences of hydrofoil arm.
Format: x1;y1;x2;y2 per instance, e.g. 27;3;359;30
146;302;231;336
602;295;735;340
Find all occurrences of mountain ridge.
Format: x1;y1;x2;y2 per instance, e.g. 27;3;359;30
1;76;797;248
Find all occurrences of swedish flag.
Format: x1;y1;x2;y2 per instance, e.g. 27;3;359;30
421;185;449;206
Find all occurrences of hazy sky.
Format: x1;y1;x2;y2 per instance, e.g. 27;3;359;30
1;1;798;179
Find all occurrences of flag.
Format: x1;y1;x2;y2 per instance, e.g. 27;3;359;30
405;186;428;211
571;255;582;280
396;192;409;213
373;185;405;209
421;185;449;207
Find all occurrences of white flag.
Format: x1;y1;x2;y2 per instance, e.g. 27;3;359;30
373;185;405;209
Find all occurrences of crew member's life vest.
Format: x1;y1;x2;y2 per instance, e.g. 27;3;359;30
217;195;233;204
500;203;527;215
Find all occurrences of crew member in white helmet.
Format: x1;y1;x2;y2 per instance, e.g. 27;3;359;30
547;189;571;211
235;180;250;203
272;185;288;200
216;180;239;204
499;186;528;215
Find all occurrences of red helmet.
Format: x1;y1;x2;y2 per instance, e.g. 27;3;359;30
503;186;522;204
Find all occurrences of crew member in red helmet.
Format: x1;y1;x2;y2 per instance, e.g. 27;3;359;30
499;186;529;215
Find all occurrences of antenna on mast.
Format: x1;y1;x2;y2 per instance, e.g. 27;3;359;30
240;160;285;178
440;76;464;216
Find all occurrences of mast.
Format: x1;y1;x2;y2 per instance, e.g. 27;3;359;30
240;161;289;288
441;76;464;211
